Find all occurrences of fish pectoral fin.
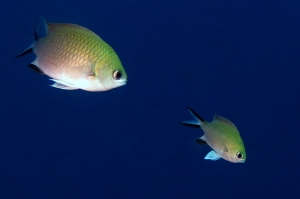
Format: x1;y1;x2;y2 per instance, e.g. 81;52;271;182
204;151;221;161
87;72;96;79
50;79;78;90
196;136;207;145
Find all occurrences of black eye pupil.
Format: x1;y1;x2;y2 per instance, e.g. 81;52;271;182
113;70;122;80
237;153;243;159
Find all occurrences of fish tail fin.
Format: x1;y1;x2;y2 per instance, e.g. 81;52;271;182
181;107;205;128
38;16;50;37
16;17;47;58
34;16;48;41
15;45;33;58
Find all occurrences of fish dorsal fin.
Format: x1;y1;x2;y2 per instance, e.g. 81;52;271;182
214;116;237;128
46;22;97;38
204;151;221;161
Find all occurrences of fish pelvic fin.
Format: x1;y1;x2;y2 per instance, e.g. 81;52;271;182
50;79;79;90
182;107;205;128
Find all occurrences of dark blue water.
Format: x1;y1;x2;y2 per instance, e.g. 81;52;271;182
1;0;299;198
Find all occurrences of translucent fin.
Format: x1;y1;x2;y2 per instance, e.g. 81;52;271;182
182;120;201;128
28;58;44;75
50;79;78;90
28;64;44;75
204;151;221;161
16;45;33;58
186;107;204;122
182;107;205;128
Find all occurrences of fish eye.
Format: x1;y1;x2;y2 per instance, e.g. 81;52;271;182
113;70;122;80
236;152;243;159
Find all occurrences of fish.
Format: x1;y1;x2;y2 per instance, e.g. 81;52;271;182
182;107;246;163
16;18;127;91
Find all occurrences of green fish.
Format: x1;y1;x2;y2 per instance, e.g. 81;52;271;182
182;107;246;163
16;18;127;92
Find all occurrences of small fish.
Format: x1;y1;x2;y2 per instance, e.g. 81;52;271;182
182;107;246;163
16;18;127;91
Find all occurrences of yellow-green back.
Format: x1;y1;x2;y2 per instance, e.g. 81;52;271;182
34;23;115;69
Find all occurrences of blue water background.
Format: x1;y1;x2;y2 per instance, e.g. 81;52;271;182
0;0;299;198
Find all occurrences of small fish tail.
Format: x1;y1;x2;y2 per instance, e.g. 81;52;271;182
181;107;204;128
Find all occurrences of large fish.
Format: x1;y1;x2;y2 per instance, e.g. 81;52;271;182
182;107;246;163
17;18;127;91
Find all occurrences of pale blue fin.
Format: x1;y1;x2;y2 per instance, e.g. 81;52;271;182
204;150;221;161
182;120;201;128
182;107;205;128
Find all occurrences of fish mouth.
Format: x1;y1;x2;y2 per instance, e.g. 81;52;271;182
119;79;127;85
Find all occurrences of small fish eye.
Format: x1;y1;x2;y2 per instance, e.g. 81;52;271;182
113;70;122;80
236;152;243;159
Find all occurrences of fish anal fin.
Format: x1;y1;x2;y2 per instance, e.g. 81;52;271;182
28;64;45;75
196;136;207;145
204;151;221;161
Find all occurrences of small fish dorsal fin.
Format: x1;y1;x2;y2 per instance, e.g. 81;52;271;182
214;116;236;127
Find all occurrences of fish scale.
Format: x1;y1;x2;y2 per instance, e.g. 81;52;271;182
207;119;242;148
